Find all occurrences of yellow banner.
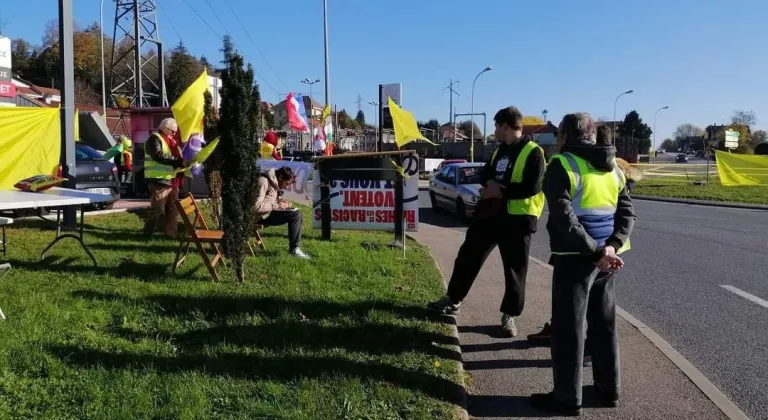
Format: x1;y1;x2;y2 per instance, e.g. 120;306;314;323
715;150;768;185
387;97;436;148
0;108;62;189
172;69;208;142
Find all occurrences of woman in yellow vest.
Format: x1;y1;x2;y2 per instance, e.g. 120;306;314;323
530;113;636;416
428;106;546;338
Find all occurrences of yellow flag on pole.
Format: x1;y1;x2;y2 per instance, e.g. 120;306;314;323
172;69;208;142
321;103;332;122
387;96;435;148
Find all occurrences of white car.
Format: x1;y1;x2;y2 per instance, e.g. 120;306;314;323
429;163;484;220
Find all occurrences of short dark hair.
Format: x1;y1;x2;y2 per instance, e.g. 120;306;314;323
275;167;294;182
494;106;524;130
596;125;611;145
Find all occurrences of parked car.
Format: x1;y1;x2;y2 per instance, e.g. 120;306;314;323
429;162;484;221
656;149;666;154
74;144;120;208
686;149;695;156
433;159;468;174
676;154;688;163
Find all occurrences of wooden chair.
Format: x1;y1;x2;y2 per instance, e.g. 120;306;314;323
247;223;267;256
173;195;226;282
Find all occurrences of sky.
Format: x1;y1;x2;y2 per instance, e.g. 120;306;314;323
2;0;767;141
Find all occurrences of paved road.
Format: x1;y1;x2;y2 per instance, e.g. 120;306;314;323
419;190;768;420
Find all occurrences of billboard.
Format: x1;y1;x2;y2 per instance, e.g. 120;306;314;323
0;37;14;106
380;83;402;130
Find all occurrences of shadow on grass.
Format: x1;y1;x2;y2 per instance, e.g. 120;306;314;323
11;257;201;282
46;346;465;406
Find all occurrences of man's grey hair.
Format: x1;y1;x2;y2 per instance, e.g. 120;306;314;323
158;117;178;132
559;113;596;144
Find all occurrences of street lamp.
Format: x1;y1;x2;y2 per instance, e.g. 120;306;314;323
100;0;106;118
368;100;379;129
470;66;492;162
612;89;634;145
322;0;330;109
301;78;321;118
653;105;669;161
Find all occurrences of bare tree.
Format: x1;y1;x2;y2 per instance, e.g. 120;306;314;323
673;123;705;140
731;110;756;127
0;15;7;35
74;79;101;105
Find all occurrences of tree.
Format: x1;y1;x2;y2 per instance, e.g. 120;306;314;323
459;120;482;140
218;36;261;283
673;123;704;140
618;111;652;154
199;55;214;73
203;90;224;228
337;109;359;129
522;116;545;125
355;110;366;127
659;138;677;152
731;110;756;127
74;78;100;105
750;130;767;147
11;38;35;79
166;42;202;104
418;119;440;132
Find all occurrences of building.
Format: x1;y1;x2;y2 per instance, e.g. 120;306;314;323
271;96;325;129
439;123;468;142
207;71;223;110
524;121;558;146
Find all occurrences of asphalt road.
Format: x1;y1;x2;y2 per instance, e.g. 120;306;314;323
418;190;768;420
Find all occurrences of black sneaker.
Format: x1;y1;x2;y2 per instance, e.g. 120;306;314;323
594;387;619;408
427;296;461;315
530;393;581;417
527;322;552;344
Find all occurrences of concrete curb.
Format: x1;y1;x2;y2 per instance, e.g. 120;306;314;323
631;194;768;211
528;256;750;420
406;232;470;420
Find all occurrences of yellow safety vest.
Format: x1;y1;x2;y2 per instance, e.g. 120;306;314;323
260;142;276;160
490;140;546;218
550;152;631;254
144;133;181;180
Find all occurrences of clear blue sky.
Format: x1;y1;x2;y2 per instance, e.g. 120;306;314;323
3;0;767;141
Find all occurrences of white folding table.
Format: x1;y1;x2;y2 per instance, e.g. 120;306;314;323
0;188;113;267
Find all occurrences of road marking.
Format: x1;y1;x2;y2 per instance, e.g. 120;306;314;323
720;285;768;309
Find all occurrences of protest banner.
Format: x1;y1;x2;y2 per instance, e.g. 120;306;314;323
311;154;420;232
259;159;313;203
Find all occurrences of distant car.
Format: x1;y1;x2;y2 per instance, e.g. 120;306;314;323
433;159;468;173
686;149;695;156
676;154;688;163
429;163;484;221
74;144;120;209
657;149;666;154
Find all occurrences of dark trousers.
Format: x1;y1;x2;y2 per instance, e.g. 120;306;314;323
446;216;531;316
551;256;619;406
261;210;303;251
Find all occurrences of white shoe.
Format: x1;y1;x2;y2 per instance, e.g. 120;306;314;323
291;248;311;259
501;314;517;337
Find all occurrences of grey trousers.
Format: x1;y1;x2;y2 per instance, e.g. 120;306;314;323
551;255;620;406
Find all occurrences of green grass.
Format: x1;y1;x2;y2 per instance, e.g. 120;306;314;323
0;208;462;419
634;178;768;204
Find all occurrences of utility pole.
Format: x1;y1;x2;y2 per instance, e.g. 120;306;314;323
442;80;460;141
59;0;77;227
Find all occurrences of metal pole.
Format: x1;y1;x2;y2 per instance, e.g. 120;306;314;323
613;90;634;146
133;0;143;106
470;66;491;163
653;105;669;163
322;0;330;109
100;0;106;117
377;84;383;152
59;0;77;227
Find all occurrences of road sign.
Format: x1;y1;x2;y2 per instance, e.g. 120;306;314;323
725;130;739;149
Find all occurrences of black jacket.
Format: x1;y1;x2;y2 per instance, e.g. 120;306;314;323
543;141;636;259
144;133;184;185
480;139;546;233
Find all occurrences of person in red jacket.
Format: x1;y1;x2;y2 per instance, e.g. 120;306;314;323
260;129;282;160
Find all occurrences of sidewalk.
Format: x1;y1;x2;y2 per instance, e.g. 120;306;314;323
411;223;727;419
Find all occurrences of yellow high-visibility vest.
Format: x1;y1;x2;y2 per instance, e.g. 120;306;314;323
490;140;546;218
144;133;181;180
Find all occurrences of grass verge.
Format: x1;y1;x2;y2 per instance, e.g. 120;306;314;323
0;207;462;419
634;179;768;205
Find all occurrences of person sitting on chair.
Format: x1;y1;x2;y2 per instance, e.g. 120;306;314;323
253;167;310;259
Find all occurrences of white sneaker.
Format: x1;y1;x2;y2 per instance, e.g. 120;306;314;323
501;314;517;337
291;248;311;259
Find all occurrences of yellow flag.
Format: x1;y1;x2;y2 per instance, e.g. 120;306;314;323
387;97;436;148
321;104;332;122
715;150;768;185
172;69;208;143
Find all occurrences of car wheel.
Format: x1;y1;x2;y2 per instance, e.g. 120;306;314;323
455;198;469;222
429;191;441;212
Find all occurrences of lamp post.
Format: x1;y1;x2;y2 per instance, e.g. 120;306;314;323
322;0;330;109
613;89;634;145
470;66;492;162
100;0;106;118
301;78;320;106
653;105;669;162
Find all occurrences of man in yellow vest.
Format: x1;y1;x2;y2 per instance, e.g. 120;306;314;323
142;117;186;237
530;113;636;416
428;106;546;337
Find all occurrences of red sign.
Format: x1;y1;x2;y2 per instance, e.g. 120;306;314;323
0;81;15;98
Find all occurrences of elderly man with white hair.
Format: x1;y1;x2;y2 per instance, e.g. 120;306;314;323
142;117;185;237
530;112;636;416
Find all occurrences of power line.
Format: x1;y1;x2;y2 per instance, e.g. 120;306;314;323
222;0;289;92
180;0;280;96
202;0;229;35
156;1;184;45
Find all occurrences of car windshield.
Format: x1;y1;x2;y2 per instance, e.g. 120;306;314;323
76;145;104;161
458;167;483;184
